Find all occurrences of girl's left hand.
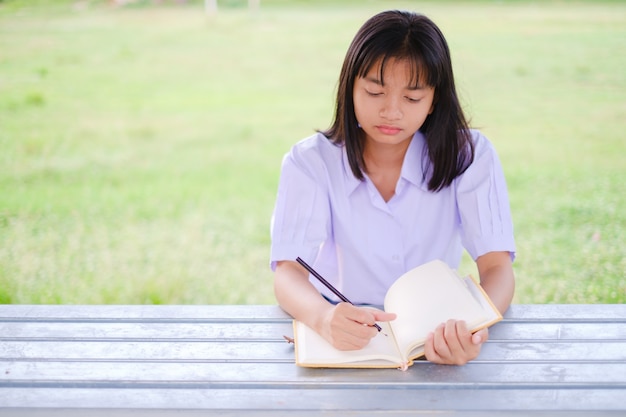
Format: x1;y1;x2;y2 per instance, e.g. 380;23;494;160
423;319;488;365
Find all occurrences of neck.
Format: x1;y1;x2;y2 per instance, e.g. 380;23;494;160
363;140;410;174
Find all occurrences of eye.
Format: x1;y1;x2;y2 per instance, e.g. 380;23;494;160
365;89;383;97
406;96;422;103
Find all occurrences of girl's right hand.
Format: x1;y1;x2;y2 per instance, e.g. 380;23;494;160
319;302;396;350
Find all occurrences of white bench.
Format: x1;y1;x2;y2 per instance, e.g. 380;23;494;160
0;304;625;415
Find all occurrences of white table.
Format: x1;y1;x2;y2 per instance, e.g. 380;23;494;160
0;304;625;415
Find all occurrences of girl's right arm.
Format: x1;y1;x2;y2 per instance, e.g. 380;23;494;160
274;260;395;351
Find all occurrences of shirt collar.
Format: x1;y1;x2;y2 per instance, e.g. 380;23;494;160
401;131;430;191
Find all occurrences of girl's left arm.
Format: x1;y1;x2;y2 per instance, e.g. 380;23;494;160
476;250;515;314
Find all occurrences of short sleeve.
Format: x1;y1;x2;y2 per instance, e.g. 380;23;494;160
456;132;516;261
269;145;332;271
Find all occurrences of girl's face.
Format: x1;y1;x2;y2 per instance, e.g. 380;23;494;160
353;58;434;148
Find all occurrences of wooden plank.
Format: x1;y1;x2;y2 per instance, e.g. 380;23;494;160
504;304;626;321
1;321;625;341
1;361;625;386
0;387;624;412
0;340;624;362
0;304;624;322
0;340;289;362
0;410;622;417
0;322;294;341
0;305;291;321
489;321;626;340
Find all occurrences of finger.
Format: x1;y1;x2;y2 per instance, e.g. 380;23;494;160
472;328;489;345
454;320;475;352
423;331;445;364
337;303;372;324
338;305;380;339
431;323;451;360
326;304;376;348
340;304;388;331
426;323;451;364
443;319;465;360
333;303;368;328
454;322;484;363
373;311;397;322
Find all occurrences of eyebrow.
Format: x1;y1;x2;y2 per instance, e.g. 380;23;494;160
363;76;427;91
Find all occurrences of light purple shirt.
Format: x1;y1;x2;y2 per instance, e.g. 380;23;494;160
270;130;515;305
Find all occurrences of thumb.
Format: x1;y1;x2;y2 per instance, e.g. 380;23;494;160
472;328;489;345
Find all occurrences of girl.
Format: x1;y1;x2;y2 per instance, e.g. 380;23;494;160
270;10;515;365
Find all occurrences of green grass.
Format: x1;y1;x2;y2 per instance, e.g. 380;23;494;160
0;1;624;304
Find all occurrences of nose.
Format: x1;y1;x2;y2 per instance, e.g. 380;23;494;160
379;97;402;120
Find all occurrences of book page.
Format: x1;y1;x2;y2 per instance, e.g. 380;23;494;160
463;275;502;325
383;260;489;361
294;320;403;367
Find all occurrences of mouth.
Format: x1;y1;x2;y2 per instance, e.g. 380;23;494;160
376;125;402;135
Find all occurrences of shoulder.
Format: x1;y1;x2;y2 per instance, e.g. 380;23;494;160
466;129;504;168
282;132;343;177
469;129;496;157
456;129;507;187
287;132;341;159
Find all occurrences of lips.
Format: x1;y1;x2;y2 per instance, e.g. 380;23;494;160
376;125;402;135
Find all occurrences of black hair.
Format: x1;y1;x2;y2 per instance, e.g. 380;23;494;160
321;10;474;191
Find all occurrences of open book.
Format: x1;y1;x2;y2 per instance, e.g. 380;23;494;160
292;259;502;369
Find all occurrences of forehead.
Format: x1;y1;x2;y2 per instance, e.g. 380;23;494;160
361;57;428;87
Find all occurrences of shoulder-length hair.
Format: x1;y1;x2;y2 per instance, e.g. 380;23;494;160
321;10;474;192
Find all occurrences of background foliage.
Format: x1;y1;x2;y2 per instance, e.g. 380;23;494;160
1;0;624;304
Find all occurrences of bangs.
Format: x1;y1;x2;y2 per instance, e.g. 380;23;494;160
356;49;436;89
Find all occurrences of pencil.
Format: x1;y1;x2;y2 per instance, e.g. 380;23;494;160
295;256;385;335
